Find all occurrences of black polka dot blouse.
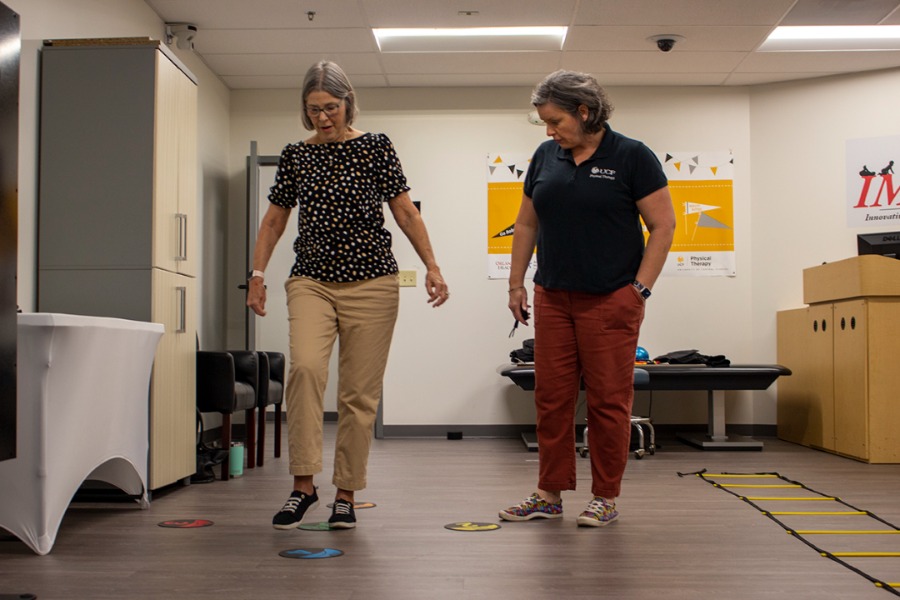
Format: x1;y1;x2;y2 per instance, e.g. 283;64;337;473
268;133;410;282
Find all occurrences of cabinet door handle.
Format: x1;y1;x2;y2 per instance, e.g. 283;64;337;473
176;213;188;261
176;286;187;333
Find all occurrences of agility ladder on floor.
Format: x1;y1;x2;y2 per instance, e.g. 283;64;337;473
679;469;900;596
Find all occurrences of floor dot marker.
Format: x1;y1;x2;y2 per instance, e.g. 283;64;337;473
157;519;213;528
444;522;501;532
326;502;376;509
279;547;344;559
298;522;337;531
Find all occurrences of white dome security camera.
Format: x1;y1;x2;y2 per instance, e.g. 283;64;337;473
648;34;685;53
165;23;198;51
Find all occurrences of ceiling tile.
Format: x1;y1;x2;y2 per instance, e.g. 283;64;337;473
146;0;368;28
195;28;376;55
562;51;747;73
575;0;797;26
144;0;900;88
737;49;900;72
565;25;772;52
380;52;561;74
224;73;389;89
780;0;900;25
358;0;578;27
203;53;383;77
385;73;550;87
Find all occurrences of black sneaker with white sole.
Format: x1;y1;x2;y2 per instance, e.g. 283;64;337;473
272;488;319;530
328;499;356;529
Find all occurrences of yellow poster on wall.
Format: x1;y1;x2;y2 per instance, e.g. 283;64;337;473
487;150;735;279
657;151;735;277
486;153;536;279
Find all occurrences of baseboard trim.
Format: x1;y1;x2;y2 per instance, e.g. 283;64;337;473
380;424;535;439
263;410;336;422
206;420;776;444
379;423;778;440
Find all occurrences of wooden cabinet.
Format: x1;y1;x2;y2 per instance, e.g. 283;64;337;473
777;257;900;463
776;305;834;449
37;39;198;489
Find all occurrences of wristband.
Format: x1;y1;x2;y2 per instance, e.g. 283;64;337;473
508;286;526;293
248;270;265;281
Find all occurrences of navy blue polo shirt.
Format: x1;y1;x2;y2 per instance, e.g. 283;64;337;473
523;124;668;295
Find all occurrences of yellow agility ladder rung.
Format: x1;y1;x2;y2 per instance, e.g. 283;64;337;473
827;551;900;558
876;582;900;588
791;530;900;535
719;484;801;489
702;474;780;478
744;496;836;501
767;511;866;516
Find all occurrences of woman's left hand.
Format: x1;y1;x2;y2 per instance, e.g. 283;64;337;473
425;267;450;307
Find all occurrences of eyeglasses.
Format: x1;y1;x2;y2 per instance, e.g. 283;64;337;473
305;101;343;118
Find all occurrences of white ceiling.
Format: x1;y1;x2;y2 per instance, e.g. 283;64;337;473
143;0;900;89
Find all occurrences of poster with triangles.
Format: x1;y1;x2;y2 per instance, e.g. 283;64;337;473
487;150;735;279
658;151;735;276
486;153;536;279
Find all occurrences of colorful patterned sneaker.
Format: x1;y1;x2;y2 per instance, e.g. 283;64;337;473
576;497;619;527
328;499;357;529
499;493;563;521
272;488;319;530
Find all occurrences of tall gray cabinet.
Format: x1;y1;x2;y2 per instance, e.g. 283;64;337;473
37;39;198;490
0;1;18;463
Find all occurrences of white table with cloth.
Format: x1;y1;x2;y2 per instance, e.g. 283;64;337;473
0;313;164;555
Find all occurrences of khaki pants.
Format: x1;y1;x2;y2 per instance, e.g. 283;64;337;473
283;274;399;491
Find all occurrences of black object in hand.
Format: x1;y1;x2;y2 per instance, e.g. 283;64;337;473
509;309;530;338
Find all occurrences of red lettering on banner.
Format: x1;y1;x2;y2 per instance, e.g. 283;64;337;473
856;174;899;208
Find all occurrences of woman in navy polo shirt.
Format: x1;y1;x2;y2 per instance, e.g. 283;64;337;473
500;70;675;527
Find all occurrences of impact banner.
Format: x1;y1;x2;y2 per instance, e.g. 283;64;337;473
846;135;900;227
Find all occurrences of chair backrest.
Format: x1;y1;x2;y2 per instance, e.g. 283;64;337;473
196;350;259;413
258;351;285;407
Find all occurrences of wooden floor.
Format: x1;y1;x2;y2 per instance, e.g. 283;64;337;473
2;425;900;600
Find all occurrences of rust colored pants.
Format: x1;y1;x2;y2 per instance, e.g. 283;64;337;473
533;283;645;499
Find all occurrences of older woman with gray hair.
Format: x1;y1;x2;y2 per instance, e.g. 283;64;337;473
247;61;449;530
500;70;675;527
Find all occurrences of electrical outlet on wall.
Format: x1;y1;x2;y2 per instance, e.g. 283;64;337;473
398;270;417;287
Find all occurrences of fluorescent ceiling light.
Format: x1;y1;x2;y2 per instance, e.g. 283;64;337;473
373;26;567;53
760;25;900;51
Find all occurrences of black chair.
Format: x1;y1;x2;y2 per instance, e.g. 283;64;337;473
255;351;285;467
196;350;259;481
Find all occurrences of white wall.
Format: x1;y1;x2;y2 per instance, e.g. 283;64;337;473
15;1;899;431
748;68;900;422
229;85;754;428
10;0;231;349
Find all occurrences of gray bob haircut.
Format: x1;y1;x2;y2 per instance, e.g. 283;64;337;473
530;70;613;134
300;61;359;130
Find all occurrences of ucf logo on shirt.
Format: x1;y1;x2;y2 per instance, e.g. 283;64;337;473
589;166;617;181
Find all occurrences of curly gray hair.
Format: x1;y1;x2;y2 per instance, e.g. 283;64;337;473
531;70;613;134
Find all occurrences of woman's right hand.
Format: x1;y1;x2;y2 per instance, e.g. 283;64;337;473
508;287;530;324
246;278;267;317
